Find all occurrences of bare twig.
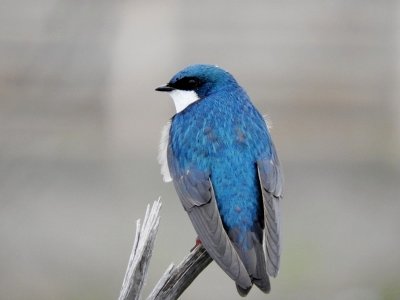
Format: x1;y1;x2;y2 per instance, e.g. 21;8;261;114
118;199;162;300
147;245;213;300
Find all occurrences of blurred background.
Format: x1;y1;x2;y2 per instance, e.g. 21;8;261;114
1;0;400;299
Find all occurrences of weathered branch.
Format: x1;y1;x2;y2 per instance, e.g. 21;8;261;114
147;245;212;300
118;199;162;300
118;199;213;300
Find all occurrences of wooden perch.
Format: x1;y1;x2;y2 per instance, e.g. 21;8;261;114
118;199;213;300
147;244;212;300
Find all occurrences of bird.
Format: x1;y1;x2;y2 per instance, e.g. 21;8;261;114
156;64;283;296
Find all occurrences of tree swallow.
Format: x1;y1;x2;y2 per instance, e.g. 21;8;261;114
156;64;283;296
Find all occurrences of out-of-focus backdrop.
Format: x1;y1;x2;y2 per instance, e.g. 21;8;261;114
1;1;400;299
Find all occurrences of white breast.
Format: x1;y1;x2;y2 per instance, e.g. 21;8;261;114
158;121;172;182
169;90;200;113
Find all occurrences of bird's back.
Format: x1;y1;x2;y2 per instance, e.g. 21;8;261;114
170;86;272;293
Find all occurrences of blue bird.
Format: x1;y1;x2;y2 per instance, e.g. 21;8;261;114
156;64;283;296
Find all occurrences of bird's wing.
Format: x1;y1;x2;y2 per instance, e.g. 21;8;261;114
167;145;252;290
257;142;283;277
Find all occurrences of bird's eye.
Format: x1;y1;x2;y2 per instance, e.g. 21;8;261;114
187;79;197;86
171;77;201;90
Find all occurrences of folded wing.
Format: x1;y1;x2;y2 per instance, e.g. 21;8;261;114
167;145;252;290
257;142;283;277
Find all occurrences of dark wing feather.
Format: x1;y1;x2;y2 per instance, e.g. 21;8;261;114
251;229;271;293
168;145;252;290
257;142;283;277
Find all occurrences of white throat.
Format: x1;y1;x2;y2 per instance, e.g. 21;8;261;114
168;90;200;113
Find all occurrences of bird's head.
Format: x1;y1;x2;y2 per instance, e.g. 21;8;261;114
156;64;238;113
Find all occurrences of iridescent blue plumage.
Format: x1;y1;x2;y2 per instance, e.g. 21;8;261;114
156;64;283;296
170;84;270;235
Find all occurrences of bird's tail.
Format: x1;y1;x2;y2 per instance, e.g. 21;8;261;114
236;283;252;297
230;227;270;296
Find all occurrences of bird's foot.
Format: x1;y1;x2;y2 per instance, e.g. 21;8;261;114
190;238;202;252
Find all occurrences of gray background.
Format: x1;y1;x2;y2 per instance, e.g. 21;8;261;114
1;1;400;299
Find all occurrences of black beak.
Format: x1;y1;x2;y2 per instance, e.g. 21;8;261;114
155;84;174;92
